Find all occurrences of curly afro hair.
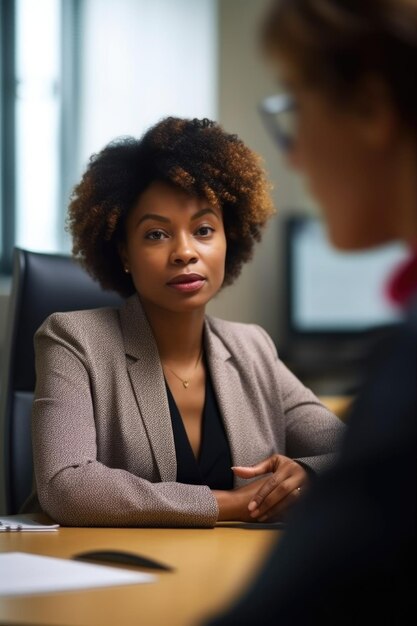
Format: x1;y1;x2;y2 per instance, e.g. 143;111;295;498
67;116;275;297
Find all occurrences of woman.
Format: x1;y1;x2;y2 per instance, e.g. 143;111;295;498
204;0;416;623
28;116;343;527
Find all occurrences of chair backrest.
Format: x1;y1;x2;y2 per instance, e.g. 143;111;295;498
0;247;123;514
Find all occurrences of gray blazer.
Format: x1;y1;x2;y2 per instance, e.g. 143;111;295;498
27;294;344;527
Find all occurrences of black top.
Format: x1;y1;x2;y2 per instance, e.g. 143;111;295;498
166;372;233;490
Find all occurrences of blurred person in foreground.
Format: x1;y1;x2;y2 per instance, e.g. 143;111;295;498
203;0;417;623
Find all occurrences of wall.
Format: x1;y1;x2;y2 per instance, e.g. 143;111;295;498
78;0;218;173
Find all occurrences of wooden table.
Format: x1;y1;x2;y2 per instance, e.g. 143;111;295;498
0;396;349;624
0;525;279;626
320;396;352;421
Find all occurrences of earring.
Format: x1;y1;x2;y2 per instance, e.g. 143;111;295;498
124;267;130;274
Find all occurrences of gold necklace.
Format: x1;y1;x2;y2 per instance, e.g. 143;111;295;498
165;346;204;389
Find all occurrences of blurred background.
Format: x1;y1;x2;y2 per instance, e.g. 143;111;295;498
0;0;407;395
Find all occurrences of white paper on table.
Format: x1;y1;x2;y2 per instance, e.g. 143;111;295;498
0;515;60;531
0;552;156;596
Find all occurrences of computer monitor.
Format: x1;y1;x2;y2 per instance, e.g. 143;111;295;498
282;215;409;392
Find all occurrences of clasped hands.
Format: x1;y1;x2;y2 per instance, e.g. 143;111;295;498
214;454;309;523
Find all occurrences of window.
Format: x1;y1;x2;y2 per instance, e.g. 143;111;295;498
15;0;62;253
0;0;218;273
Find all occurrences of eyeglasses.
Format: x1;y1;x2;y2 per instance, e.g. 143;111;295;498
258;93;297;152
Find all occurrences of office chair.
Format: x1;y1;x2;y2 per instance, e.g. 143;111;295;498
0;247;123;515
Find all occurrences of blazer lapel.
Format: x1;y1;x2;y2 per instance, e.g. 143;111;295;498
204;318;252;471
119;295;177;482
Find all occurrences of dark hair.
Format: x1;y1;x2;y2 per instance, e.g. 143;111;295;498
261;0;417;131
67;117;275;297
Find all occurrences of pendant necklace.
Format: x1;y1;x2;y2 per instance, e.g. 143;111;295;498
165;346;204;389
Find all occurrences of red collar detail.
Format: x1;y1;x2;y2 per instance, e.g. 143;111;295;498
385;246;417;308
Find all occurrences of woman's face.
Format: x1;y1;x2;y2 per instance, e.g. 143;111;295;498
276;58;408;250
120;180;227;316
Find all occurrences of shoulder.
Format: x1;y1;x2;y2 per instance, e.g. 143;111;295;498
35;306;121;343
205;315;278;357
346;319;417;456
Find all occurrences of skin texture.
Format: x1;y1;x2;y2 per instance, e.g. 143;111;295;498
67;117;275;297
275;59;417;249
120;181;227;319
232;454;306;521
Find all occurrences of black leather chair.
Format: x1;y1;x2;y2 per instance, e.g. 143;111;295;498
0;247;123;514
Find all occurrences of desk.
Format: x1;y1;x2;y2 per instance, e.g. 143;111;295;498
0;526;279;626
319;395;352;421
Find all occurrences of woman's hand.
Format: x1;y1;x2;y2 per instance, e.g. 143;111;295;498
213;477;273;523
232;454;309;522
